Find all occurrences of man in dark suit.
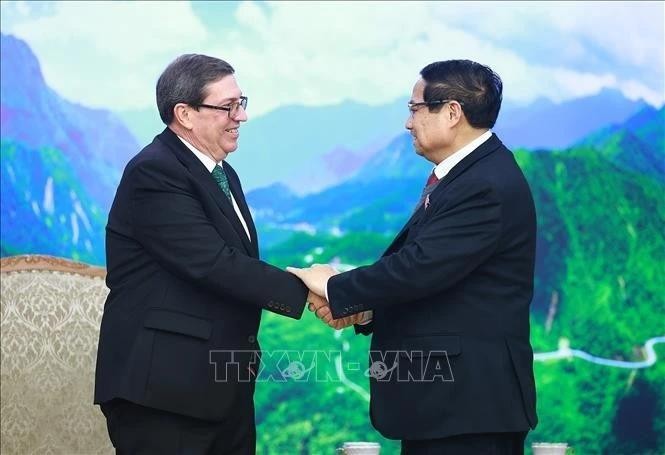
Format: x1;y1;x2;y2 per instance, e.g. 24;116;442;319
94;54;314;454
289;60;538;454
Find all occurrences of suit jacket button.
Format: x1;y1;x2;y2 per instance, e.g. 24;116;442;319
248;335;256;343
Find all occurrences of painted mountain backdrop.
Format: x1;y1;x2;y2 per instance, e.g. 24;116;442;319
1;33;138;263
1;33;664;454
117;88;649;194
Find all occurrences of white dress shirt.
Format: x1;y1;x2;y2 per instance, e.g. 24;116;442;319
177;136;251;241
432;129;492;180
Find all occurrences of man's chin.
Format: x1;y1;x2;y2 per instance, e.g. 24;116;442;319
222;144;238;155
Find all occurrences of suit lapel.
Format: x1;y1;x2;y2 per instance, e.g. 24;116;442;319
434;133;502;192
382;134;503;257
224;162;260;258
383;205;425;256
157;128;255;256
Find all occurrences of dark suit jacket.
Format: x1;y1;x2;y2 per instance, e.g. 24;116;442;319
94;127;307;422
328;134;538;440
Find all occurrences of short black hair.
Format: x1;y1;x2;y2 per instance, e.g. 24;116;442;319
420;60;503;128
156;54;235;125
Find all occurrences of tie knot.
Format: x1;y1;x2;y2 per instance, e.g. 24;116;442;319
426;170;439;187
212;164;225;179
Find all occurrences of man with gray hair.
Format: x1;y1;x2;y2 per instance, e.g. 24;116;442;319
94;54;330;454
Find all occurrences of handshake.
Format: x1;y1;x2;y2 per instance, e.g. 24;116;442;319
287;264;372;330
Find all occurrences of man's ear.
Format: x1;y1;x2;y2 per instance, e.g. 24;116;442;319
448;101;464;126
173;103;194;130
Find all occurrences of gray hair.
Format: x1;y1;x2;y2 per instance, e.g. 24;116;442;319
156;54;235;125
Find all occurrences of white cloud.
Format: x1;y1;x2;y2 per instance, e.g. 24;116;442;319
2;0;663;115
618;80;665;106
1;1;30;21
6;1;209;109
548;2;664;69
550;69;618;100
427;1;664;75
220;2;663;116
15;1;30;16
218;1;664;115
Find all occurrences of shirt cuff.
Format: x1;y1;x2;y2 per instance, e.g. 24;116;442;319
358;311;373;325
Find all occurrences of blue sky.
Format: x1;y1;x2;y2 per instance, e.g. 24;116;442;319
1;1;663;117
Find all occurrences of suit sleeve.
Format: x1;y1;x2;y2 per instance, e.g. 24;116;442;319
129;158;307;319
328;179;502;319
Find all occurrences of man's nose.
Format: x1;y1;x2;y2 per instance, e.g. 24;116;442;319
234;105;248;122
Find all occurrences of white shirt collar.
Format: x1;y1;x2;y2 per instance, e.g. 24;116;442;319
175;135;253;242
433;130;492;180
176;135;222;173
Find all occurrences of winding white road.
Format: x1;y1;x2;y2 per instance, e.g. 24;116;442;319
534;336;665;368
334;336;665;402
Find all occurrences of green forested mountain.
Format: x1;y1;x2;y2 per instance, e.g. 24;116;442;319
1;140;107;262
517;145;664;454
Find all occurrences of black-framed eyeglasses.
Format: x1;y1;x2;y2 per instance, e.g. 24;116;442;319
195;96;248;117
408;99;462;114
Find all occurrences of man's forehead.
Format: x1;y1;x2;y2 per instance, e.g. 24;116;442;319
410;78;426;101
204;75;242;101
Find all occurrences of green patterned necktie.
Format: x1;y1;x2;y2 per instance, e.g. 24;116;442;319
211;164;232;202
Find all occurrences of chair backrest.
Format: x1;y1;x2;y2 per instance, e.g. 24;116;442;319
1;255;113;454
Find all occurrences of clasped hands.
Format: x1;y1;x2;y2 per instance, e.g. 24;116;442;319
287;264;369;330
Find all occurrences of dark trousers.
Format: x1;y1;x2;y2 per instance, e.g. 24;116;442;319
100;399;255;455
401;431;527;455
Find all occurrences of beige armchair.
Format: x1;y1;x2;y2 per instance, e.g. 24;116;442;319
1;255;113;454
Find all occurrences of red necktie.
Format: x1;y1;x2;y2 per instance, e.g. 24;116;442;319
414;170;439;212
425;170;439;188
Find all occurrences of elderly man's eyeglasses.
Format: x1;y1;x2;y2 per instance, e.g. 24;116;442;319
196;96;248;117
408;99;462;114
